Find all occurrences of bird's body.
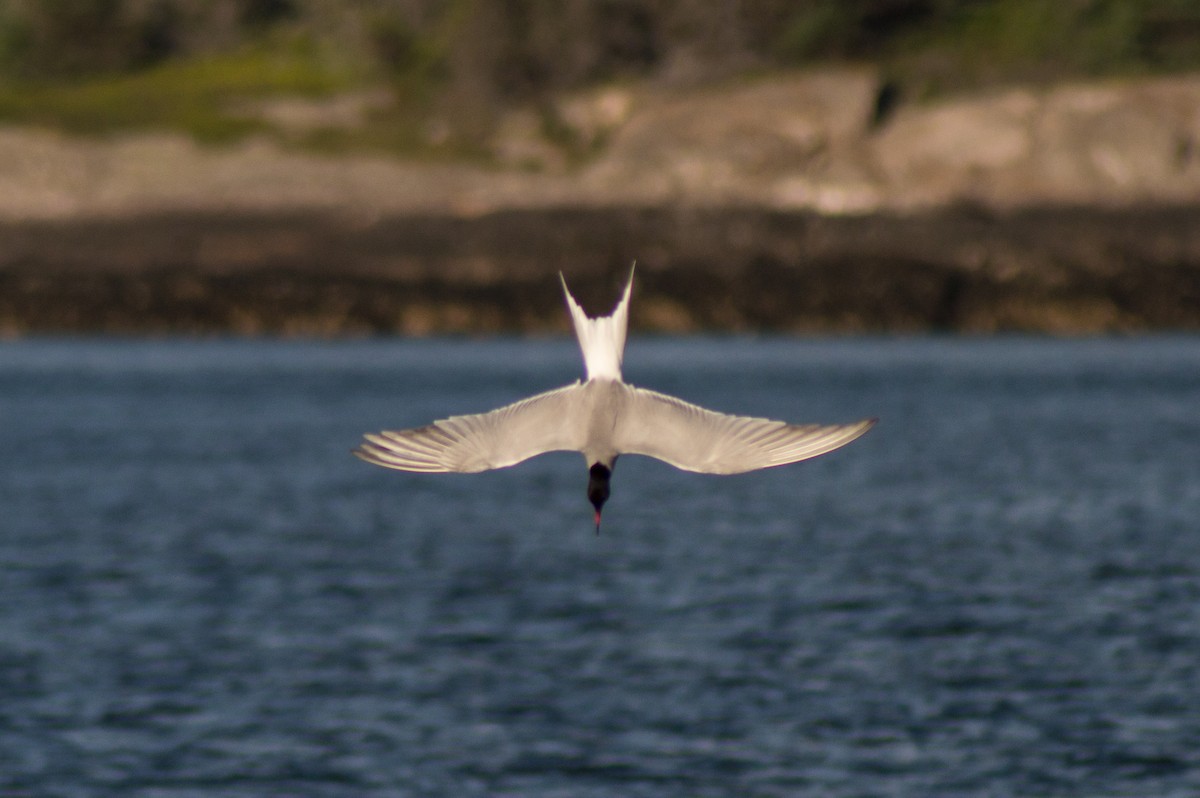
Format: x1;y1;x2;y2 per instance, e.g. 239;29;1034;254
355;269;875;529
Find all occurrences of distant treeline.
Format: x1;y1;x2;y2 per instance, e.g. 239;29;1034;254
2;0;1199;95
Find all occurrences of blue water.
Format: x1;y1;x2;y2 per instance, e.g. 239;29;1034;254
1;336;1199;797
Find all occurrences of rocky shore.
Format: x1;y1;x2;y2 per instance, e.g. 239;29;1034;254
2;71;1199;335
2;204;1198;336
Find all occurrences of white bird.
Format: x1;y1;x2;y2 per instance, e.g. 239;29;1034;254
355;268;876;531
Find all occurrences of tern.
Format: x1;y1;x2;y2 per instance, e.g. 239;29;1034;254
354;269;876;532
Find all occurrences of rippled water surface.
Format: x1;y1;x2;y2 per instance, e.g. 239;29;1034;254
2;336;1199;797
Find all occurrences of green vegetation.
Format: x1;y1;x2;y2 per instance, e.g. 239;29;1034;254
0;34;358;141
0;0;1196;152
0;1;471;153
767;0;1200;96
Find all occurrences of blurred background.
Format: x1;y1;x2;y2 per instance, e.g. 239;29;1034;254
0;0;1199;333
4;5;1200;796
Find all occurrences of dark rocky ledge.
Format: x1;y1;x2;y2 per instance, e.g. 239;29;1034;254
2;204;1199;336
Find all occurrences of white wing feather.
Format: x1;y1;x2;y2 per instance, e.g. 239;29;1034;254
613;386;876;474
354;383;585;473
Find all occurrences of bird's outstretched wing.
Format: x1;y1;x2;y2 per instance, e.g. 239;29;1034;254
355;383;585;473
614;386;875;474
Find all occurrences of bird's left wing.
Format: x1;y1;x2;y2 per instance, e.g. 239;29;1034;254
613;386;875;474
355;383;586;473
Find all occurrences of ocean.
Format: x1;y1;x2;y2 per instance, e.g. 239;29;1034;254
1;336;1198;797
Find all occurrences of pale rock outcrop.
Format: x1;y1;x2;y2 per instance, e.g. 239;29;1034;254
1;70;1200;221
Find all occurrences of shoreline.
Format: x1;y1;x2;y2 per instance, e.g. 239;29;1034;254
2;204;1198;336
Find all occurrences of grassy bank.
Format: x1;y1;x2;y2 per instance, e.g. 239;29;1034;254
0;35;349;140
0;1;1197;156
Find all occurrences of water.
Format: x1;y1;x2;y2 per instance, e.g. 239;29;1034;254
1;335;1198;797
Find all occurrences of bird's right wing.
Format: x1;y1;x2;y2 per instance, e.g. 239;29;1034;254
355;383;586;473
614;386;876;474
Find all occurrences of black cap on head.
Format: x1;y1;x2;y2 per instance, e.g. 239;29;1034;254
587;463;611;532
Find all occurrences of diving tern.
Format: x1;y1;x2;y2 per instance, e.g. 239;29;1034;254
354;269;876;532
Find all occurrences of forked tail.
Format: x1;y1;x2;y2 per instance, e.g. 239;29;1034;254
560;266;635;381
